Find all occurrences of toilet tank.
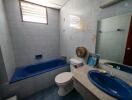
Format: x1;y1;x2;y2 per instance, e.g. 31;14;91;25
70;58;83;72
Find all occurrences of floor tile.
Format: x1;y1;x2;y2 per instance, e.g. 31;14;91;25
24;85;84;100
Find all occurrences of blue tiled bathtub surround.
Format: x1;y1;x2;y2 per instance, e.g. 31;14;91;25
10;58;68;83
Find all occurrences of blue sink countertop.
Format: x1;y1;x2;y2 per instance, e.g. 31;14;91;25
88;70;132;100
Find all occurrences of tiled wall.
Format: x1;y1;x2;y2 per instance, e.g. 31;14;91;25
99;0;132;19
60;0;101;59
4;0;60;67
0;0;16;81
60;0;132;60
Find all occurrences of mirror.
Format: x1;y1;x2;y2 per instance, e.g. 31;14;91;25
96;13;132;67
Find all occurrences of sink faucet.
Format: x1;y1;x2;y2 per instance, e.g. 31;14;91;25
109;72;114;77
103;70;115;77
97;65;115;77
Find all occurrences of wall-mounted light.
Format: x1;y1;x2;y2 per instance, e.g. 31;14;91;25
69;15;81;29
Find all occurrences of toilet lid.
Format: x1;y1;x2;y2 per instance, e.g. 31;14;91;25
55;72;72;84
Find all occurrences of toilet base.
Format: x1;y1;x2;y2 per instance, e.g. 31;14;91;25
58;82;73;96
58;85;73;96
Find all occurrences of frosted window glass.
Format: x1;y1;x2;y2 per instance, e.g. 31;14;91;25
20;1;47;24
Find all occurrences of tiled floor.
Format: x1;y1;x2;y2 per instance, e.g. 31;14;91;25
24;85;84;100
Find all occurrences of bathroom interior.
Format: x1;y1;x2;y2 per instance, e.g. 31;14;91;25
0;0;132;100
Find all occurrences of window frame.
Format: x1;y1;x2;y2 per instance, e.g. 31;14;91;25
19;0;48;24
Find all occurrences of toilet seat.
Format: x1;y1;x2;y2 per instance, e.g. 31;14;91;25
55;72;72;85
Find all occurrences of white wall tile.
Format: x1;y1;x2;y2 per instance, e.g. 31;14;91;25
4;0;60;67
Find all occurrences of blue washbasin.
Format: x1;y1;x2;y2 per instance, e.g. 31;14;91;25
88;70;132;100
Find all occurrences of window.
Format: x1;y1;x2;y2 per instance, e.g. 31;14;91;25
20;1;47;24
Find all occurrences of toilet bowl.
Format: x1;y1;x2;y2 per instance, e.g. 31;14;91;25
55;72;73;96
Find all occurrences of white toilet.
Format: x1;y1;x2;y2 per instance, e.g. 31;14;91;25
55;72;73;96
55;58;83;96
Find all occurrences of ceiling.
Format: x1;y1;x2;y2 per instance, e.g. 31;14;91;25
24;0;70;9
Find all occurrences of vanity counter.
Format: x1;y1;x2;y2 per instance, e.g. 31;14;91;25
72;65;132;100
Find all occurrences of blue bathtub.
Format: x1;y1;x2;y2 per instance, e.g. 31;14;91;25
10;58;68;83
